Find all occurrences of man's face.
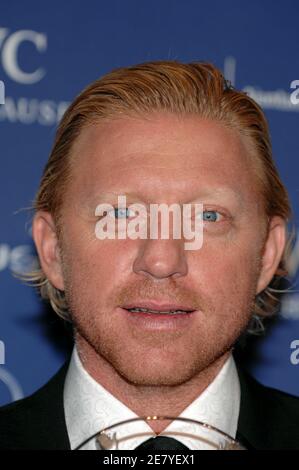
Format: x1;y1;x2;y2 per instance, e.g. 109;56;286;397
55;113;267;386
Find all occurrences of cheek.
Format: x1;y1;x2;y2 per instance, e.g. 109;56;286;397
61;233;132;302
191;237;261;309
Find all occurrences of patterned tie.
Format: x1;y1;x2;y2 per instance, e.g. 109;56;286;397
135;436;189;450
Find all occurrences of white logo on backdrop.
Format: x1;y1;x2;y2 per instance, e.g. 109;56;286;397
0;245;36;402
0;341;24;404
0;79;4;104
0;243;38;273
0;27;70;125
0;368;24;403
0;28;47;84
224;56;299;112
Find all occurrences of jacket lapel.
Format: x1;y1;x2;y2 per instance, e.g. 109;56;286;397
24;361;71;450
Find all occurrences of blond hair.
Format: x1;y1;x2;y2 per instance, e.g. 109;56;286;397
17;60;294;332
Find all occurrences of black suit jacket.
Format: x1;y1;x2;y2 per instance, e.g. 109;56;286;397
0;359;299;450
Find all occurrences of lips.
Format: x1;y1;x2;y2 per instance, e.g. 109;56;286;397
121;300;196;315
126;308;191;314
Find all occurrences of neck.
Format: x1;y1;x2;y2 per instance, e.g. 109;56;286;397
75;334;231;434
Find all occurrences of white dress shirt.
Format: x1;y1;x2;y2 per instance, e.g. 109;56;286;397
64;347;240;450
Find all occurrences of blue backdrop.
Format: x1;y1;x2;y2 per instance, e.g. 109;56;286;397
1;0;299;405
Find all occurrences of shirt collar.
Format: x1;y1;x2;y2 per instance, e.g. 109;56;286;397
64;347;240;450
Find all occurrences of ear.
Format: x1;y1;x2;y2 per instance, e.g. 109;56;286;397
32;211;65;291
256;216;287;295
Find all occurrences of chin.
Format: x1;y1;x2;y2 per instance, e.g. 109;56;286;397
113;358;199;387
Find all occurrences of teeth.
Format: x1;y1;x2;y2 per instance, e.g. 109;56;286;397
127;307;189;314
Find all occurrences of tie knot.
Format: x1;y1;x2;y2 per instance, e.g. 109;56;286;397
135;436;189;451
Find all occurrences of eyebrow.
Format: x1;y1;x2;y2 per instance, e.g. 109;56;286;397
186;187;243;205
83;187;243;206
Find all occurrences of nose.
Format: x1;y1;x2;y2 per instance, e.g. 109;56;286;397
133;238;188;280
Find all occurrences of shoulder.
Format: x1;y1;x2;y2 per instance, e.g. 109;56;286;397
237;364;299;449
241;366;299;414
0;361;70;450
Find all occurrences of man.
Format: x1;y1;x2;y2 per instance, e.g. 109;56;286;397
1;60;298;450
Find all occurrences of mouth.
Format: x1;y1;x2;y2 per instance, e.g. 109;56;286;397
120;301;197;316
123;307;195;315
118;302;198;331
119;304;197;332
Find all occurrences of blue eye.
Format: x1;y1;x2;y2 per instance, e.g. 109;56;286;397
114;207;133;219
202;210;221;222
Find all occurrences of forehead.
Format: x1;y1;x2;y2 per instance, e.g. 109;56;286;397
68;113;258;205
